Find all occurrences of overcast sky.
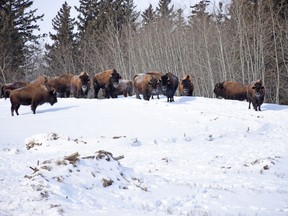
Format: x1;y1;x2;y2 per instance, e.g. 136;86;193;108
32;0;223;44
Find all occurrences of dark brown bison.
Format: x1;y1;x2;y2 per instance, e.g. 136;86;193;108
146;72;163;99
179;75;194;96
47;73;74;97
247;79;265;111
1;81;29;99
161;72;179;102
213;81;247;101
133;73;162;101
70;71;91;98
9;84;57;116
116;79;133;97
93;69;122;99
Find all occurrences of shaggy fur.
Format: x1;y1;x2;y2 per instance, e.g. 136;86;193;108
179;75;194;96
48;73;74;97
1;81;29;99
161;72;179;102
93;69;122;99
133;73;161;101
247;79;265;111
146;72;163;99
213;81;247;101
116;79;133;97
70;72;91;98
30;75;49;87
9;84;57;116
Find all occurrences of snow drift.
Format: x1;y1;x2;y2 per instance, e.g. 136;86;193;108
0;96;287;216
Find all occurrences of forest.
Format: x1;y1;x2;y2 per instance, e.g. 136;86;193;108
0;0;288;104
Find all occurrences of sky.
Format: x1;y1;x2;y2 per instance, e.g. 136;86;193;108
32;0;225;44
0;93;288;215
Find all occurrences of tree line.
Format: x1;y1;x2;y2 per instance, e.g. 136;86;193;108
0;0;288;104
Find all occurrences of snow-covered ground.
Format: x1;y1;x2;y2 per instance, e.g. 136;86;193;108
0;96;288;216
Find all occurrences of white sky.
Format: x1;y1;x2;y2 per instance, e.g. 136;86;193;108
32;0;224;37
31;0;188;44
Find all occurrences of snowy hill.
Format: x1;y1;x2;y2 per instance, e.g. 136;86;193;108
0;96;288;216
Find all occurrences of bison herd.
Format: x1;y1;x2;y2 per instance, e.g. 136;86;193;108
0;68;266;116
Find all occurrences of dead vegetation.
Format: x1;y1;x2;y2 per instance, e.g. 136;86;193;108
24;150;145;191
26;140;42;150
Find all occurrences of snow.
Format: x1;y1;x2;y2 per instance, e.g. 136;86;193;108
0;95;288;216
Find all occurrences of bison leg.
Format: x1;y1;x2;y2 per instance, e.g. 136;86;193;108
94;87;100;98
111;91;118;98
143;94;150;101
252;102;258;111
135;92;141;99
65;90;71;98
169;97;174;102
128;90;133;97
103;88;110;99
31;102;37;114
11;104;15;116
15;104;20;115
248;100;251;109
11;106;15;116
11;103;20;116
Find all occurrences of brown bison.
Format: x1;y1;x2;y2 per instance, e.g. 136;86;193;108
133;73;162;101
116;79;133;97
179;75;194;96
70;71;91;98
213;81;247;101
93;69;122;99
47;73;74;97
161;72;179;102
9;83;57;116
146;72;163;99
30;75;49;86
1;81;29;99
247;79;265;111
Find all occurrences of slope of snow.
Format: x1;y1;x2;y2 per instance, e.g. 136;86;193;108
0;96;288;216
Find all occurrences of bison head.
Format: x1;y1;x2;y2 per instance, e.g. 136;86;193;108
149;78;162;95
213;82;224;98
110;69;122;88
252;80;265;99
161;75;170;93
48;89;58;106
79;72;91;93
181;79;193;96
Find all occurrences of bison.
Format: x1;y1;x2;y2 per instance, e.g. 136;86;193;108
133;73;161;101
213;81;247;101
9;83;57;116
116;79;133;97
30;75;49;87
70;71;91;98
47;73;74;97
93;69;122;99
247;79;265;111
146;72;163;99
179;75;194;96
1;81;29;99
161;72;179;102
